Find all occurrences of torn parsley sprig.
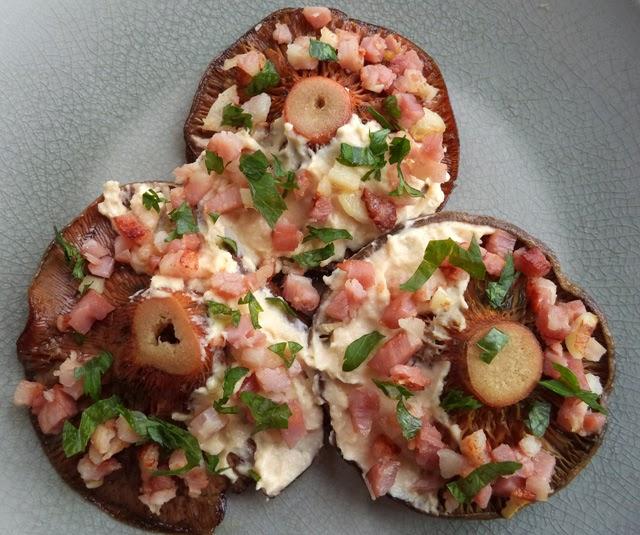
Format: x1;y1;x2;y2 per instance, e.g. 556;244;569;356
239;291;262;329
539;363;607;414
486;254;518;309
343;331;385;372
206;301;241;326
302;226;353;244
166;201;199;241
205;150;225;174
373;379;422;440
142;188;166;212
388;136;422;197
239;392;291;433
291;242;335;268
73;351;113;401
54;227;86;280
309;39;338;61
268;341;303;368
476;327;509;364
246;60;280;96
214;366;249;414
221;103;253;129
239;151;287;228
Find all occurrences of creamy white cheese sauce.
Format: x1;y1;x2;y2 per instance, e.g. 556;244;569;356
310;221;495;513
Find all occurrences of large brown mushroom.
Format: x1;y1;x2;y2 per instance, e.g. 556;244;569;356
183;7;459;203
16;185;227;534
310;212;614;519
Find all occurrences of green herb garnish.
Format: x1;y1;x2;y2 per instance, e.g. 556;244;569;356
209;212;221;223
447;462;522;503
268;341;303;368
440;389;483;412
309;39;338;61
239;151;287;228
486;255;518;309
73;351;113;401
302;226;353;244
388;136;422;197
214;366;249;414
142;189;166;212
373;379;414;400
239;392;292;433
539;363;607;414
291;242;335;268
373;379;422;439
383;95;401;119
246;60;280;96
166;201;199;241
239;291;262;329
206;301;241;327
205;150;225;174
265;296;298;318
218;235;238;255
399;237;486;292
55;227;86;280
476;327;509;364
221;103;253;129
525;400;551;437
342;331;385;372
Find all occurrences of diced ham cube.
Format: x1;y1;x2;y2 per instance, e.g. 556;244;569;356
368;332;422;375
484;230;516;258
536;304;572;341
158;250;200;279
348;387;380;436
210;272;248;299
360;34;387;63
365;459;401;499
482;251;505;277
273;23;293;44
381;292;417;329
543;343;568;379
473;484;492;508
81;239;110;264
37;386;78;434
389;50;424;75
362;188;397;232
255;367;291;393
207;131;243;163
336;30;364;73
203;185;243;214
302;6;332;29
513;247;551;278
389;364;429;391
309;195;333;223
491;444;518;463
113;213;149;246
408;421;445;470
395;92;425;130
188;407;226;443
337;260;376;289
67;290;115;335
560;300;587;323
225;315;266;349
282;274;320;313
557;398;588;433
492;475;526;498
460;429;491;467
272;217;303;252
287;36;318;70
77;454;122;489
360;64;396;93
88;255;114;279
583;412;606;435
281;399;307;448
14;380;44;407
526;277;557;314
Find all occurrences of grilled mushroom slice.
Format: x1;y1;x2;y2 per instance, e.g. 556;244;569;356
308;212;614;518
180;7;459;272
15;180;324;532
16;187;227;533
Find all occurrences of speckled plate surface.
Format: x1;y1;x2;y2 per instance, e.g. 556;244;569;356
1;1;638;534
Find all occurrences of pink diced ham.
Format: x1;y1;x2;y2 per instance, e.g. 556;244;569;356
365;459;401;499
77;454;122;489
210;272;248;299
567;357;589;389
337;260;375;289
389;50;423;75
460;429;491;467
390;364;429;391
348;387;380;436
482;251;505;277
67;290;115;335
368;332;422;375
281;399;307;448
282;274;320;313
583;412;606;435
225;315;266;349
513;247;551;278
492;475;526;498
309;195;333;222
188;407;226;443
114;235;131;264
88;255;114;278
360;34;386;63
381;292;417;328
557;397;588;433
255;367;291;393
204;185;243;215
525;450;556;501
113;213;149;246
13;380;44;407
166;233;201;253
233;51;266;76
559;300;587;323
536;304;572;341
336;30;364;73
395;92;425;129
302;6;332;29
484;230;516;258
273;23;293;44
207;131;243;163
526;277;557;314
81;239;110;264
360;64;396;93
158;250;200;279
543;343;568;379
271;217;303;252
408;421;445;470
491;443;518;463
473;484;492;509
37;385;78;434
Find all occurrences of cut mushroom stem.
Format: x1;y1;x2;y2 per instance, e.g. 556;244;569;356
465;321;543;408
131;293;207;376
284;76;352;143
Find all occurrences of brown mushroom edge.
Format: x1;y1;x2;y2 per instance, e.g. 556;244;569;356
182;7;459;205
312;211;615;519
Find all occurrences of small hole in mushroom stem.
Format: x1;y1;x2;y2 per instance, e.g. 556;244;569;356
157;322;179;344
315;96;326;109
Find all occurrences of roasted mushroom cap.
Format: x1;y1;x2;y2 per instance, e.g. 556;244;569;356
16;185;226;533
183;7;459;202
312;211;614;519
